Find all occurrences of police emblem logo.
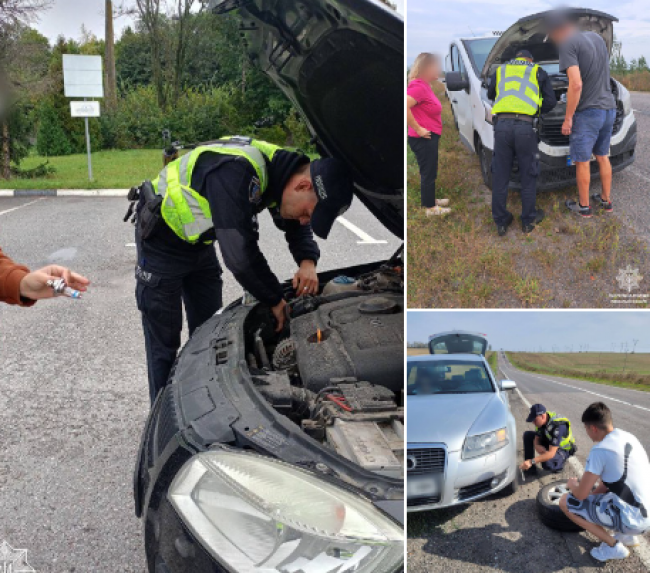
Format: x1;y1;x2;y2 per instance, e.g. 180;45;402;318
249;176;262;204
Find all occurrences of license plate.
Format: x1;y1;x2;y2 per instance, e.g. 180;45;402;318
407;474;442;498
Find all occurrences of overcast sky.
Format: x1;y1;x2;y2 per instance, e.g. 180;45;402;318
407;0;650;64
33;0;404;44
407;311;650;352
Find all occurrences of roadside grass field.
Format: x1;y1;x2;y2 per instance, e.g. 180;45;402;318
507;351;650;390
407;82;650;309
1;149;167;190
614;70;650;92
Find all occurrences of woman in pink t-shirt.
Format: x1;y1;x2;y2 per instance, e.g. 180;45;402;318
407;53;449;215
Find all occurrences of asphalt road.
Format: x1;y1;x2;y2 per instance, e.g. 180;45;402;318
613;92;650;243
0;196;399;572
500;352;650;566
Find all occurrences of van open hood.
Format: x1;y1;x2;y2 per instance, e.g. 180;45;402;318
480;8;617;79
210;0;404;238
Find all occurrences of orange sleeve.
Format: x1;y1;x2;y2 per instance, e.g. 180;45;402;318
0;247;34;306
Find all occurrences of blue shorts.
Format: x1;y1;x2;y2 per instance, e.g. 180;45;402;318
570;108;616;163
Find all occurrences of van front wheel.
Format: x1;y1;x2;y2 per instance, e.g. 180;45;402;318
478;139;493;190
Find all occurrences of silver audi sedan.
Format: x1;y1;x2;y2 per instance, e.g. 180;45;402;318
407;331;518;511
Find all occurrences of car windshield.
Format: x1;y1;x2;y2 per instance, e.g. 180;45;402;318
407;359;494;395
463;37;498;74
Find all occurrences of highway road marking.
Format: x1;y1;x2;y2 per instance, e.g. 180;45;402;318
505;358;650;570
0;198;44;217
336;216;387;245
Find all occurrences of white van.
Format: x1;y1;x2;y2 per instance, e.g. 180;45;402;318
444;8;636;191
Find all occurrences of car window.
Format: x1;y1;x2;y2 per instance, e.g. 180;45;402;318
451;44;460;72
407;360;494;395
463;37;499;75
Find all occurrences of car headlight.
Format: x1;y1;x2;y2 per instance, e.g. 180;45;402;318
617;82;632;116
462;428;509;460
168;451;404;573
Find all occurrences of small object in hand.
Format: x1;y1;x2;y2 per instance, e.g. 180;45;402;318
520;468;525;483
47;278;81;299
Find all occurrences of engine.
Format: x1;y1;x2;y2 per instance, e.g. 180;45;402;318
244;262;404;479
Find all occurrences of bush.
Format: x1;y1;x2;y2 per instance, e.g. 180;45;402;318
36;101;72;156
614;70;650;92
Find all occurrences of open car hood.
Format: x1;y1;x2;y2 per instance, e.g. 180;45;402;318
210;0;404;238
480;8;617;79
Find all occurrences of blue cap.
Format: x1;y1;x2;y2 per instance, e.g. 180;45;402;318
526;403;547;422
309;158;354;239
516;49;534;61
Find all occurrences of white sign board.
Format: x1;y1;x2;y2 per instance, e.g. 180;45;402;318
63;54;104;98
70;101;100;118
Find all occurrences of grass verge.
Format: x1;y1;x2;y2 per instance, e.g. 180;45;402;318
1;149;166;189
407;82;650;308
506;351;650;391
614;70;650;92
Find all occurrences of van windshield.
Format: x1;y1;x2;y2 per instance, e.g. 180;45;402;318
463;38;498;74
407;359;494;395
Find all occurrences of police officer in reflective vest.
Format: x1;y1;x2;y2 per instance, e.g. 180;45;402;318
487;50;557;235
520;403;577;475
134;136;354;403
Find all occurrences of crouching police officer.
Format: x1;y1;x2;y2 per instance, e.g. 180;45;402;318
133;136;354;403
487;50;557;235
520;403;577;476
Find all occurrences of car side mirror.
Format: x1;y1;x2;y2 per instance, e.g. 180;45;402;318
446;71;469;92
500;380;516;390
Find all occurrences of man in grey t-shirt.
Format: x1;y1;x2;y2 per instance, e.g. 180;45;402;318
547;11;617;218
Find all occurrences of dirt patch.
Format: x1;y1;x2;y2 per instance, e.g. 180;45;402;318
407;83;650;308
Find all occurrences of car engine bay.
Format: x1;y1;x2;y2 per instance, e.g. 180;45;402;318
243;260;405;480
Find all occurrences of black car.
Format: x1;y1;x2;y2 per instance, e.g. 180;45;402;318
133;1;404;571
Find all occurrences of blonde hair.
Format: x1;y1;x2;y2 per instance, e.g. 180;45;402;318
409;53;438;82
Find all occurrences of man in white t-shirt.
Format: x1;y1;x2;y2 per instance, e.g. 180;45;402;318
559;402;650;562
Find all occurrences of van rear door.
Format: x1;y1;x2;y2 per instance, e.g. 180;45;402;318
428;331;488;355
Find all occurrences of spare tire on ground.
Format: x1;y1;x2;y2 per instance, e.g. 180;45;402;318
536;480;584;532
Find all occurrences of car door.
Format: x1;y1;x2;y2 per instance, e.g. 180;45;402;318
449;44;474;150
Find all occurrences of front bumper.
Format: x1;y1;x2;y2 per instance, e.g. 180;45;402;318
407;443;516;512
135;272;404;572
501;112;637;191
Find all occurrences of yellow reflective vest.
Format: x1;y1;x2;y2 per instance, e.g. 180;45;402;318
492;58;542;116
152;137;282;244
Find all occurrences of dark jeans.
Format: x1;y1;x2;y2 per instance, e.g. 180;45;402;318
491;119;539;226
523;430;569;472
135;225;223;404
408;134;440;208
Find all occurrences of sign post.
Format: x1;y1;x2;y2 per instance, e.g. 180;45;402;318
63;55;104;182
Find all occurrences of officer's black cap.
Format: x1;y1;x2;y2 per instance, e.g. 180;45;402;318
527;403;547;422
309;158;354;239
516;49;534;61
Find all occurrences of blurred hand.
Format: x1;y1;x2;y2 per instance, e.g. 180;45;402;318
562;116;573;136
271;299;287;332
519;460;533;471
567;477;579;490
292;260;318;296
19;265;90;301
415;126;432;139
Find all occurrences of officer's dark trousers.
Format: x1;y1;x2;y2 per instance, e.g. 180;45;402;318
408;134;440;208
135;225;223;404
523;431;569;472
492;118;539;227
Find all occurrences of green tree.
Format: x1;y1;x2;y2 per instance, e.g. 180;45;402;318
37;100;72;156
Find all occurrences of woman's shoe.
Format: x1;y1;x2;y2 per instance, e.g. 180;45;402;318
436;198;450;207
425;206;451;216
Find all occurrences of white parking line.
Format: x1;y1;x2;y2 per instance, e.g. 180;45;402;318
336;216;387;245
504;358;650;570
0;198;44;217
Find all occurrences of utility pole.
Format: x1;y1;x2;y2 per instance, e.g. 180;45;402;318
104;0;117;110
